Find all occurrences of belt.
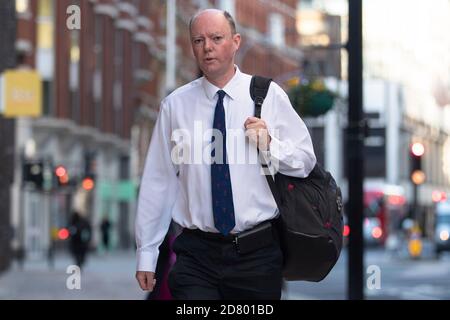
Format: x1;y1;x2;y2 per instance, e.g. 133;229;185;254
183;228;237;242
183;219;277;243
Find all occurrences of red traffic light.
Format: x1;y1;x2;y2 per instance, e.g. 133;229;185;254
411;142;424;157
343;225;350;237
59;174;69;185
55;166;67;177
82;177;95;190
58;228;70;240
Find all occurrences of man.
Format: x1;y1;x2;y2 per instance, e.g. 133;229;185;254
100;216;111;251
135;9;316;299
68;211;91;269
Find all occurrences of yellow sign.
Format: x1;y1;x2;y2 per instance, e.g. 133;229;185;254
408;238;422;258
408;224;423;258
1;70;42;118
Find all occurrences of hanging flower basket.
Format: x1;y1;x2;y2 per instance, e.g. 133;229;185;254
288;79;336;117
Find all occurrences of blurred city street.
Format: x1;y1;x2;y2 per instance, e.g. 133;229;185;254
0;250;146;300
284;246;450;300
2;246;450;300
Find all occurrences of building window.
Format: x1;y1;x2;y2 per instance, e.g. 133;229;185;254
268;13;285;47
42;80;53;116
301;0;314;10
37;0;53;50
37;0;54;114
70;31;80;123
133;42;141;79
114;30;124;135
16;0;29;14
94;16;103;130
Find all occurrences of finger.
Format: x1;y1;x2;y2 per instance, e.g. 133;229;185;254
143;278;156;292
150;278;156;291
244;117;260;127
245;130;259;144
245;123;263;131
137;273;151;291
245;123;267;131
137;277;148;291
141;276;150;291
147;274;156;291
245;128;258;137
246;120;267;129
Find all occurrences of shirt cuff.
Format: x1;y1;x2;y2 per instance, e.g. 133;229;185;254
136;250;159;272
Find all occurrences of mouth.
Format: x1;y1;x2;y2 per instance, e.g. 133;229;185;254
204;57;216;63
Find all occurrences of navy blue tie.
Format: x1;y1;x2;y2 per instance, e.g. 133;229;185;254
211;90;236;235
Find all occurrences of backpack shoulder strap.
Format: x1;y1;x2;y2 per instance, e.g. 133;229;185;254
250;76;272;118
249;76;282;209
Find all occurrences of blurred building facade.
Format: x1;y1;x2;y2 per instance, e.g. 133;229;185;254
10;0;167;260
291;0;450;239
0;0;17;272
362;0;450;236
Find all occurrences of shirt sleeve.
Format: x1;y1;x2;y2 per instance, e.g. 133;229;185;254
263;82;317;178
135;100;179;272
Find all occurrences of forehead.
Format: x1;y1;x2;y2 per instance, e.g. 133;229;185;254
190;12;230;36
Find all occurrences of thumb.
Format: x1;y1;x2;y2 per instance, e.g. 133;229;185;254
147;277;156;292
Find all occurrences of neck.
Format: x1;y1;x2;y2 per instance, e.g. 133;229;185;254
205;65;236;88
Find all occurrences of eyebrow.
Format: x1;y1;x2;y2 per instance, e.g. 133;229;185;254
191;32;225;39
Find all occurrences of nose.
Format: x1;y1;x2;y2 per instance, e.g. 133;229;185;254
203;38;213;52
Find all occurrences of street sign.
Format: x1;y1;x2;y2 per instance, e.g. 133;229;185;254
0;69;42;118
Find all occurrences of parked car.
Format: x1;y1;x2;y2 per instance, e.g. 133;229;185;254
364;217;384;247
435;201;450;256
341;215;383;247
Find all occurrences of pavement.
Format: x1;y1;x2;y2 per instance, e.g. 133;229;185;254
282;239;450;300
0;238;442;300
0;250;147;300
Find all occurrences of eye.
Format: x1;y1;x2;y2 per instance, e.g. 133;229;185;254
193;38;203;45
213;36;223;42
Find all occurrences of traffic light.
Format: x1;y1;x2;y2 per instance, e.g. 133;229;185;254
410;142;425;185
81;176;95;191
82;152;96;191
55;165;70;187
23;160;44;189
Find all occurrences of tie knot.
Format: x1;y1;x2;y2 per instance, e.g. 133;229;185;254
217;90;226;101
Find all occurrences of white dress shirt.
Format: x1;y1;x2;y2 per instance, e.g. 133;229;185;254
135;66;316;272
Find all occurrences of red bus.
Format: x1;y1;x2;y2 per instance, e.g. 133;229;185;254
364;187;407;246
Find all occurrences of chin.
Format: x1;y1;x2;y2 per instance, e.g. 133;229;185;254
202;65;219;74
202;71;219;80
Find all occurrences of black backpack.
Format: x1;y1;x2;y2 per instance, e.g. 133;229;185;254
250;76;344;282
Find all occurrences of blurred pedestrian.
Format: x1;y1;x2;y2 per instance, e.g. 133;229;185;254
68;211;92;269
100;216;111;251
146;231;172;300
135;9;316;299
146;221;180;300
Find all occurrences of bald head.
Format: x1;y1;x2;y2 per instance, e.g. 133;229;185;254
189;9;236;36
189;8;241;87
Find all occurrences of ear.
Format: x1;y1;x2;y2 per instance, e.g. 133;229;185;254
233;33;241;50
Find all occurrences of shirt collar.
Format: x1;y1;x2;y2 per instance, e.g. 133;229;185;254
201;65;243;101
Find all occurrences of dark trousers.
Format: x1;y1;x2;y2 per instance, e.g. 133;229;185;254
168;226;283;300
